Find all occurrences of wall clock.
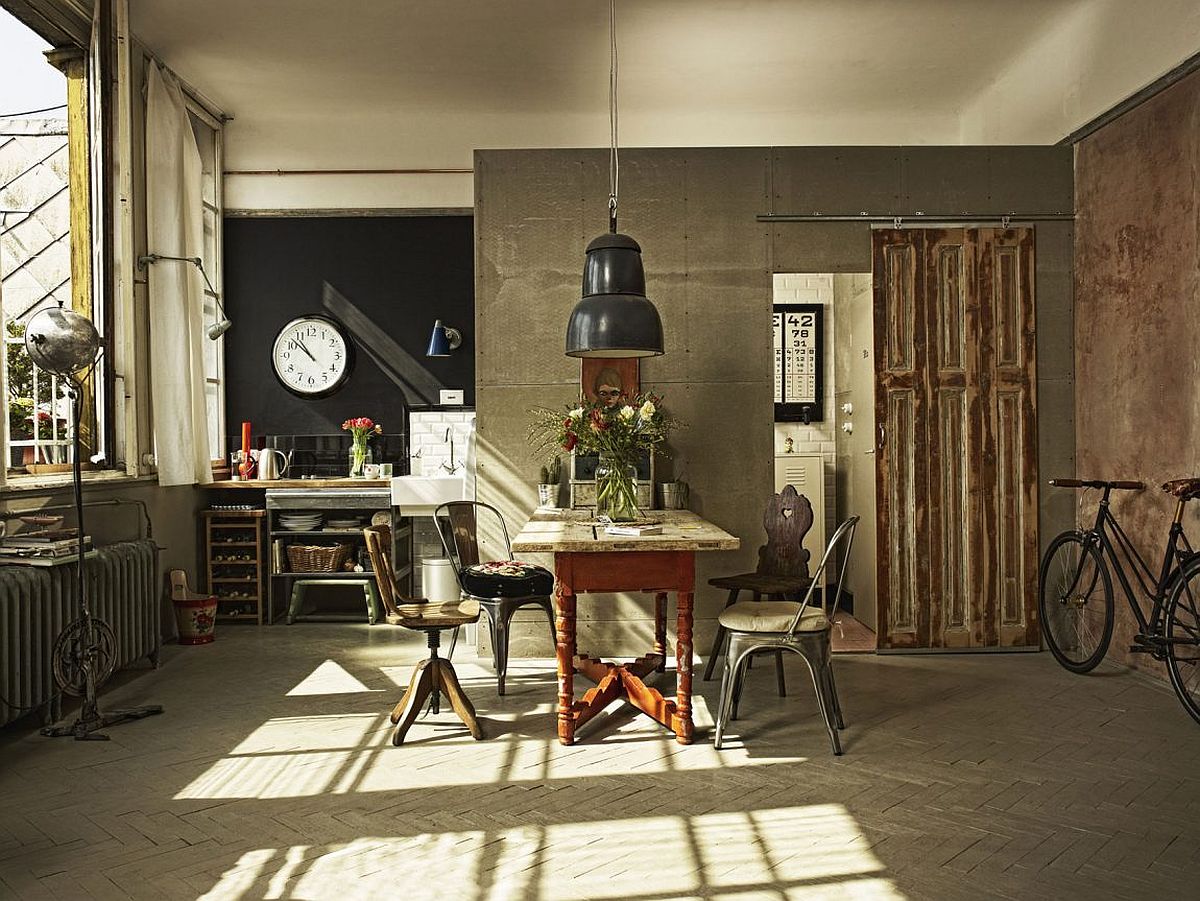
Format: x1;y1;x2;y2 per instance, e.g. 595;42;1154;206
271;314;355;398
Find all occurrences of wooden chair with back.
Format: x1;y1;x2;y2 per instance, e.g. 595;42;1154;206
702;485;816;691
363;525;484;745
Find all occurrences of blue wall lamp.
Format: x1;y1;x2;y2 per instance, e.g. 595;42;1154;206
426;319;462;357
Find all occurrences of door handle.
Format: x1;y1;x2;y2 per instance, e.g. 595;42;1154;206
877;423;886;450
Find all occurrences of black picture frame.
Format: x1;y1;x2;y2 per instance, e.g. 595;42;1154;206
773;303;824;423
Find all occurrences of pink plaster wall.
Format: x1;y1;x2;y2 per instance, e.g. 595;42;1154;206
1074;69;1200;673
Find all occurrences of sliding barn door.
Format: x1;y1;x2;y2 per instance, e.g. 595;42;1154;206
873;228;1039;649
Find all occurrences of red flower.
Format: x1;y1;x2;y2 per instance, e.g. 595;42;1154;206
563;434;577;451
589;408;608;433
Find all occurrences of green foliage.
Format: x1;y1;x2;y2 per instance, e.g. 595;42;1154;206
539;455;563;485
6;319;67;440
528;392;679;464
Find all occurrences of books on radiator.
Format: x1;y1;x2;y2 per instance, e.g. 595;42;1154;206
0;530;93;559
0;550;97;566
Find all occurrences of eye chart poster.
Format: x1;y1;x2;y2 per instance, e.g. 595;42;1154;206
772;304;824;422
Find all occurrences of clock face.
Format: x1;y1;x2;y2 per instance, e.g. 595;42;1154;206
271;315;354;398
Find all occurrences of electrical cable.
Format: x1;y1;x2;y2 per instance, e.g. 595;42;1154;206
607;0;619;231
0;103;67;118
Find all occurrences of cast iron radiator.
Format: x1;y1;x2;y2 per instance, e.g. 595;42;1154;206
0;539;160;728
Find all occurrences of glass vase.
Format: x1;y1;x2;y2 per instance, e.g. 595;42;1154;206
595;453;640;522
348;441;372;478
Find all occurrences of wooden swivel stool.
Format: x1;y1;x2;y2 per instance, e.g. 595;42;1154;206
388;600;484;745
364;526;484;746
702;486;815;691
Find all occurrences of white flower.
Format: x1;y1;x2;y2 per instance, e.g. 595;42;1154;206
619;405;635;421
639;400;656;419
569;407;584;419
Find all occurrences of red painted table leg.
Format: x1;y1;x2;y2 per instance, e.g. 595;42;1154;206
555;583;577;746
674;590;695;744
654;591;668;673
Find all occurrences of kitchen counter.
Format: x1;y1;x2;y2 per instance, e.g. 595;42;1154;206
207;479;389;489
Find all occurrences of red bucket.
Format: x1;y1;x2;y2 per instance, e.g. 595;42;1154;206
173;596;218;644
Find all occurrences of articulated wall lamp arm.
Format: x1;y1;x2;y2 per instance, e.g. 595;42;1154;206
137;252;231;339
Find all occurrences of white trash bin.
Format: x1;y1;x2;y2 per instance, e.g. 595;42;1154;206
422;558;461;603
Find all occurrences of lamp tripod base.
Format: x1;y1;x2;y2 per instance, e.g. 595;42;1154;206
41;698;164;741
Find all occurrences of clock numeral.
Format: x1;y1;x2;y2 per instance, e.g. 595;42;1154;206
322;373;328;382
286;364;294;373
281;351;291;360
329;339;337;347
307;326;317;336
334;351;341;360
329;364;337;372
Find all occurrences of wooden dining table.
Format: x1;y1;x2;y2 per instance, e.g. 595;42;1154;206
511;509;739;745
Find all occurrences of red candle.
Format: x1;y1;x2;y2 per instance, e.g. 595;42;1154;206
239;421;253;479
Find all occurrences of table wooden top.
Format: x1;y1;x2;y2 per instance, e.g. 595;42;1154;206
511;509;740;554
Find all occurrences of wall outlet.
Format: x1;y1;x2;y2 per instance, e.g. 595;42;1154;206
439;389;464;405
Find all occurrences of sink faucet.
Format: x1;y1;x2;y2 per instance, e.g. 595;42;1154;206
440;427;461;474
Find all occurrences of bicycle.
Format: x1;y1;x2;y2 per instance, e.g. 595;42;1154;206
1039;477;1200;724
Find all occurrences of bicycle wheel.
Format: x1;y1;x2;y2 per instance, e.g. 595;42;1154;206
1165;560;1200;725
1038;531;1114;673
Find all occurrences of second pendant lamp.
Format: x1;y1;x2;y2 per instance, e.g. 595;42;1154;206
564;0;663;360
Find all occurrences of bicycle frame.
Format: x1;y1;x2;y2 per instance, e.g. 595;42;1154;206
1072;487;1196;636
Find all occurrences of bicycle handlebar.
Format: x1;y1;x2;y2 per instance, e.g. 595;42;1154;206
1049;478;1145;491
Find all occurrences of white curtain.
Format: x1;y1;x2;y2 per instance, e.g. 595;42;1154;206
146;62;212;486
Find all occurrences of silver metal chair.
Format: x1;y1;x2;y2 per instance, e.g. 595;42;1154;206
713;515;859;755
433;501;557;696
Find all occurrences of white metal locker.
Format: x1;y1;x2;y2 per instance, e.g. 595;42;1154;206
773;454;825;581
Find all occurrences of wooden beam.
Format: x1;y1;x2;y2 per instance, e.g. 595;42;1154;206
45;48;96;458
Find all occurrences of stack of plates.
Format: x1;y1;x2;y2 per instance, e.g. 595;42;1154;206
280;513;323;532
325;516;364;531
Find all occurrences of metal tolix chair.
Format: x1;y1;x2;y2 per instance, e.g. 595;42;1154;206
713;515;859;755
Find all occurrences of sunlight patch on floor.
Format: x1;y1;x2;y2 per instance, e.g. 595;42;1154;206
194;804;902;901
287;660;384;696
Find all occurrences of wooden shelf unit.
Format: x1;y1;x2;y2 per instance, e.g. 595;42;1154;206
201;509;267;624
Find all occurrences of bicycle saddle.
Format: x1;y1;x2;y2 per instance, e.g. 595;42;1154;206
1161;478;1200;500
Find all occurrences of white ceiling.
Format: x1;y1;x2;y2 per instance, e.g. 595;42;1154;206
127;0;1200;208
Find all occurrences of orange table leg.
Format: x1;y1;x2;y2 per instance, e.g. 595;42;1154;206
555;583;577;746
673;590;695;744
653;591;668;673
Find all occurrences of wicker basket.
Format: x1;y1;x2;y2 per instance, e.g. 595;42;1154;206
287;543;352;573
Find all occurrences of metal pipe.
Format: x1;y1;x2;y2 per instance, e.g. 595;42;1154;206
757;213;1074;224
1;497;153;541
223;167;472;176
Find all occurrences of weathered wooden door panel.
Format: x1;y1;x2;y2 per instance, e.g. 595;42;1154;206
873;227;1038;650
977;229;1040;647
873;231;929;649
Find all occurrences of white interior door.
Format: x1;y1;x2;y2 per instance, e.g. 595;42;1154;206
845;280;878;632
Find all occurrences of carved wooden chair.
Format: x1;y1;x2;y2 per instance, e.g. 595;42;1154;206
714;515;859;755
702;485;816;693
363;525;484;745
434;501;557;696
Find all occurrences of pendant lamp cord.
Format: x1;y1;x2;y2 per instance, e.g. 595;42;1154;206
608;0;619;233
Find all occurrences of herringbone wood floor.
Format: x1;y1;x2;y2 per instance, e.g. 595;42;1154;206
1;624;1197;900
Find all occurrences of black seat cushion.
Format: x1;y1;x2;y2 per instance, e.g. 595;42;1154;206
460;560;554;599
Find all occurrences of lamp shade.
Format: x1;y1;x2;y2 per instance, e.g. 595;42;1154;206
565;232;663;358
426;320;461;357
24;307;101;376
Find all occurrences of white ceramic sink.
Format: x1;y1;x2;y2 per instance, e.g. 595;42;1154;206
390;474;466;515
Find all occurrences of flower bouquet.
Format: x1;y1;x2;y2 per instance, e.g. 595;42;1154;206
342;416;382;477
529;392;677;521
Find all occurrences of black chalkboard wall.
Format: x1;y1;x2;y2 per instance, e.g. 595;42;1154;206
221;215;474;444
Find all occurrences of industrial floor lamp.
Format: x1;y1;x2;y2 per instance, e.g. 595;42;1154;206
26;307;163;740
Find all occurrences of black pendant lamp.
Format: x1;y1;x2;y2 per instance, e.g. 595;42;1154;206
565;0;663;359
